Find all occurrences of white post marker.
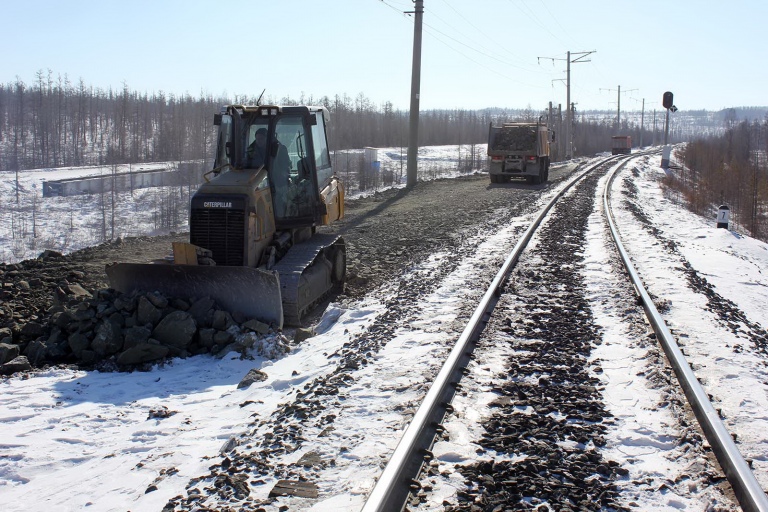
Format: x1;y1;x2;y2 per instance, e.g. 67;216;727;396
717;205;730;229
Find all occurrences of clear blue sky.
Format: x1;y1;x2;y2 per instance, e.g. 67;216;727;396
2;0;765;112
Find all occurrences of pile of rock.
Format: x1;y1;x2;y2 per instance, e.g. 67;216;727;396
0;282;287;375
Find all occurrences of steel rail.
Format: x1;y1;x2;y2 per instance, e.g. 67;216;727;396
604;161;768;512
362;156;622;512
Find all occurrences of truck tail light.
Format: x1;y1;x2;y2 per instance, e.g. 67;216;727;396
491;156;503;161
526;156;537;162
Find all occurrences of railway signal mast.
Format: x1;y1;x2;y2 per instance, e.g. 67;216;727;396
661;91;677;168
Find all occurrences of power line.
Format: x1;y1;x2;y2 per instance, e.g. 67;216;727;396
436;0;530;64
377;0;412;17
421;24;545;88
421;20;542;73
599;85;638;124
506;0;572;48
376;0;562;105
379;0;550;88
534;0;580;47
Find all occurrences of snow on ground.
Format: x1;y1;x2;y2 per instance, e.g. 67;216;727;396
587;162;736;509
609;158;768;491
1;149;767;511
0;300;384;512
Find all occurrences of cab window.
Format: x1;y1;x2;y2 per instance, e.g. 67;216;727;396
272;115;316;220
311;114;333;187
215;115;233;168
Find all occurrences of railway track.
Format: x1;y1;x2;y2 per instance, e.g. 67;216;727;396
363;153;768;512
157;153;768;512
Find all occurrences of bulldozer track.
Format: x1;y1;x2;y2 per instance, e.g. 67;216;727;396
274;233;345;326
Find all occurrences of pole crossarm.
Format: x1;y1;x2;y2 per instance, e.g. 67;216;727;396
537;50;596;159
599;85;638;125
564;51;595;158
570;50;596;63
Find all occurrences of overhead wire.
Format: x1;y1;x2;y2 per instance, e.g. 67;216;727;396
505;0;572;49
374;0;575;106
435;0;529;63
534;0;580;47
420;23;546;89
379;0;551;76
421;18;546;74
377;0;412;17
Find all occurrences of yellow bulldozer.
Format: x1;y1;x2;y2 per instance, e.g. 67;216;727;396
106;104;346;329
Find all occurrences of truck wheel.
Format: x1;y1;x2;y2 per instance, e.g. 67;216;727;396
531;168;542;185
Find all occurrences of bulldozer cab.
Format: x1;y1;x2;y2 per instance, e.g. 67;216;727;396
214;105;333;229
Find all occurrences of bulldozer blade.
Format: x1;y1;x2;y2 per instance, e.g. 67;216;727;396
105;263;284;329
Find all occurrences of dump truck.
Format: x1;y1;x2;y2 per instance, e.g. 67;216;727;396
611;135;632;155
487;121;552;184
106;104;346;329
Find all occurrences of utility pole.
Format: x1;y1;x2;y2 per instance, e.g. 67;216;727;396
566;52;571;158
406;0;424;188
599;85;637;126
539;50;594;159
570;102;576;156
557;51;595;159
557;104;563;157
548;102;553;129
639;98;645;148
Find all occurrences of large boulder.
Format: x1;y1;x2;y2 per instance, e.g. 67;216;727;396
117;342;169;365
91;320;124;356
0;342;20;364
68;332;90;357
123;326;152;350
24;339;48;365
188;297;216;328
20;321;44;340
1;356;31;375
212;310;236;331
152;311;196;349
137;296;162;326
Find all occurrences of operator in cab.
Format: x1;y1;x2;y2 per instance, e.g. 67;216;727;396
247;127;269;168
246;125;292;216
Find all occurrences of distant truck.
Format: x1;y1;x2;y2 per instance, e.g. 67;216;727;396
611;135;632;155
487;122;552;184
